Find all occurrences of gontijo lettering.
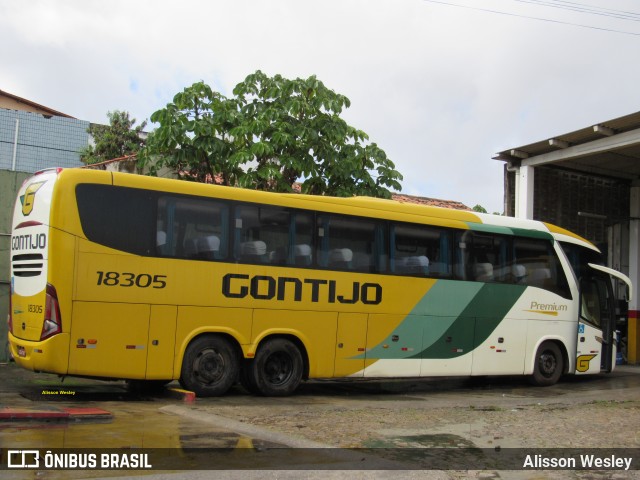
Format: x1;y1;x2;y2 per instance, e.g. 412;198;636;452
11;233;47;251
222;273;383;305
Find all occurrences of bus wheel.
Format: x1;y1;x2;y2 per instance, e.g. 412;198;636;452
530;341;563;386
248;338;303;396
239;361;261;395
126;379;170;394
180;335;239;397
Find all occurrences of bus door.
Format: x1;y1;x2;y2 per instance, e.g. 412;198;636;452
334;313;367;377
576;273;615;374
576;264;632;375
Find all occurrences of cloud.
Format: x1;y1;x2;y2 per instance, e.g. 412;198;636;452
2;0;639;213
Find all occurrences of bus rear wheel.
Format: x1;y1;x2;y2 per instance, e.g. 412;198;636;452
245;338;303;396
126;379;171;394
530;341;563;386
180;335;239;397
239;360;261;395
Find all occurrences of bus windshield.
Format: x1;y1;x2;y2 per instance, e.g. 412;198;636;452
559;241;604;280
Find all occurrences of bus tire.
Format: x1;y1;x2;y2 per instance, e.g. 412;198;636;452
248;338;303;396
530;341;563;386
239;361;261;395
180;335;239;397
126;379;170;394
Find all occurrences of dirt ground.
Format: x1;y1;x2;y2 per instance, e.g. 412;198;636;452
183;373;640;477
205;392;640;450
166;366;637;452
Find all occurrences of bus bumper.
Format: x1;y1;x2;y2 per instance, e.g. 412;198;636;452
8;332;70;374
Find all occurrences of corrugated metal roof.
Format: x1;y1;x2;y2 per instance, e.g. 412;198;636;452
493;111;640;180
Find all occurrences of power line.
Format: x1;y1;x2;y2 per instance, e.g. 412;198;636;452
510;0;640;22
423;0;640;36
538;0;640;19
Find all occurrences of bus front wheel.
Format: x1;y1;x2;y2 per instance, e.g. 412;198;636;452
245;338;303;396
180;335;239;397
530;341;563;386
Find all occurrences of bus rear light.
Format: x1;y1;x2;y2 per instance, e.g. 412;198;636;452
34;167;64;176
15;220;44;229
41;284;62;340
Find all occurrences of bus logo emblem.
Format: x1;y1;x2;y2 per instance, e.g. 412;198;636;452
20;182;46;216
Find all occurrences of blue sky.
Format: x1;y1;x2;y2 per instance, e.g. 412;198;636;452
2;0;639;213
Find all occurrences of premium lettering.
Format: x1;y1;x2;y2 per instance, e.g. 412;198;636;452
222;273;382;305
530;301;568;312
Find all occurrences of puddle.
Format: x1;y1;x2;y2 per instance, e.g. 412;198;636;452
361;433;492;469
179;432;283;449
373;419;517;451
365;433;476;448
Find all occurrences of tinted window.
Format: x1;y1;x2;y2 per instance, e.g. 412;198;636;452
232;205;315;266
317;214;386;273
76;184;156;256
77;182;572;300
452;229;571;298
391;223;452;277
560;241;604;280
456;231;509;282
157;196;229;260
512;238;571;298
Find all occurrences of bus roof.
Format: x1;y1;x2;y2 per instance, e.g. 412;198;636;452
60;168;596;249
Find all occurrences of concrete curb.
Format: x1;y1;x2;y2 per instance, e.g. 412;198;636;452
0;406;112;421
164;387;196;403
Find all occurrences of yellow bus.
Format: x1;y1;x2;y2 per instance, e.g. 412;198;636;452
9;168;632;396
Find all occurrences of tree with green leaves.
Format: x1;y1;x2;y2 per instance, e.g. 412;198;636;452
472;204;488;213
81;111;147;165
139;82;242;184
139;71;403;198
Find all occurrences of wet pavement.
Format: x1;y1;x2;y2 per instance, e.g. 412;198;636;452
0;363;254;450
1;361;639;479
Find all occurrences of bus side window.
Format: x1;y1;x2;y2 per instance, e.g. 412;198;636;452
77;184;156;256
469;233;508;283
157;196;229;261
234;205;295;265
317;214;382;273
291;211;314;267
512;237;572;299
454;231;509;283
391;223;452;278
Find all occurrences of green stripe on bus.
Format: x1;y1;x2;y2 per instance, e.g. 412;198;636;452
362;281;526;360
465;223;513;236
361;281;482;360
417;283;526;359
466;222;554;241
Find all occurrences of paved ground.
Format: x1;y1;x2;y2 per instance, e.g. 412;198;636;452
0;362;639;479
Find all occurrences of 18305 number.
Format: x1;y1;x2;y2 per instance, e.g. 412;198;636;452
96;271;167;289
